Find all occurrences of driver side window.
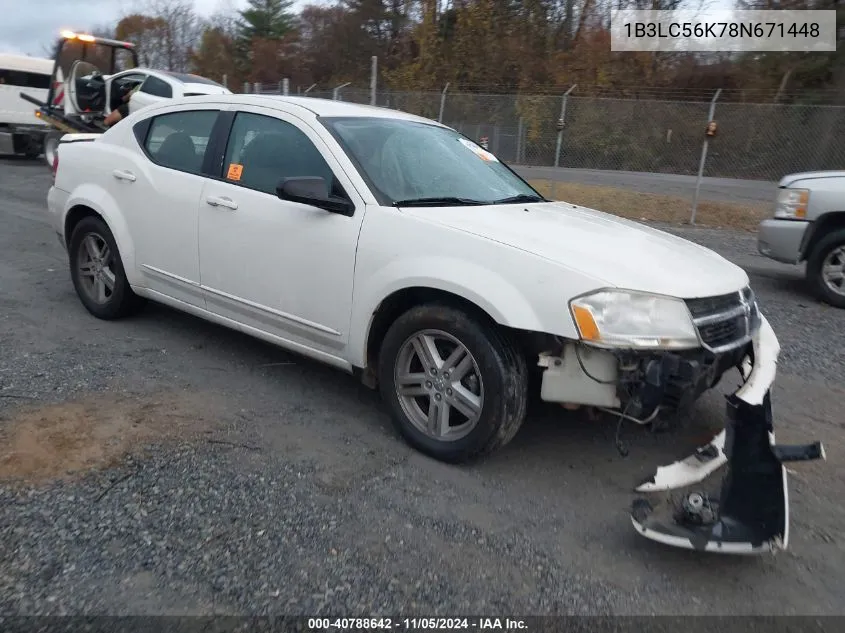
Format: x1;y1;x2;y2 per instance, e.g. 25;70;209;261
110;73;146;110
222;112;339;197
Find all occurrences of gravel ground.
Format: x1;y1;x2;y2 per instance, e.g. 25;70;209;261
1;157;844;617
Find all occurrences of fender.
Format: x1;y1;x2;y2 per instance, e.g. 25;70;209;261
347;255;577;368
799;210;845;261
65;183;140;286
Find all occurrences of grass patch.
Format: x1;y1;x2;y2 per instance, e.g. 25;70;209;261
529;180;769;232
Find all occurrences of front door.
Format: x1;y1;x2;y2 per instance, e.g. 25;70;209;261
105;70;148;116
198;107;366;358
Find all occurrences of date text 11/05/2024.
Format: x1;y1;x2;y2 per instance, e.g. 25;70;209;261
623;21;820;39
307;618;528;630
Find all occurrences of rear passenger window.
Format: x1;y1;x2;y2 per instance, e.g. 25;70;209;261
144;110;218;175
140;75;173;98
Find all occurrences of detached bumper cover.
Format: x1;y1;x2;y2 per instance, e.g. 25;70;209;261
631;315;825;554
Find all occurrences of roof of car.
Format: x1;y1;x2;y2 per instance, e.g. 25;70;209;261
161;71;224;86
165;93;444;125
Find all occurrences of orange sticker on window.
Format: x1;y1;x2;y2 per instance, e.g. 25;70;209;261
226;163;243;181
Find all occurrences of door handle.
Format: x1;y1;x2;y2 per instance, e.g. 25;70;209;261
112;169;136;182
205;196;238;210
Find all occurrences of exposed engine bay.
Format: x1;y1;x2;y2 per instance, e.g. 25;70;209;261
535;286;767;426
525;285;826;554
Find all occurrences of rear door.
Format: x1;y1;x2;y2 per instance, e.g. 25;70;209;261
111;105;222;307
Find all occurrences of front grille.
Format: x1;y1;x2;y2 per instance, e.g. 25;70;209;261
685;286;759;354
685;291;743;319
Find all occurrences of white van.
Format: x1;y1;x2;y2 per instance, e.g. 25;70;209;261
0;53;54;157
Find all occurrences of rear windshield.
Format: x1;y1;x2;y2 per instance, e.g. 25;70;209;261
0;69;51;89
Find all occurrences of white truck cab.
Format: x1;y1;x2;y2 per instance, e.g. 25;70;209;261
0;53;55;157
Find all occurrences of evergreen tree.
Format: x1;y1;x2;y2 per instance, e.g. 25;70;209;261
237;0;296;42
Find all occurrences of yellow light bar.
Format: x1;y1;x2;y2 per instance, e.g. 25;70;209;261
78;34;96;42
61;30;77;39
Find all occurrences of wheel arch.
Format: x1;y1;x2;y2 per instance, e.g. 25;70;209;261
64;204;104;249
364;287;494;373
360;285;556;388
63;186;137;284
800;211;845;261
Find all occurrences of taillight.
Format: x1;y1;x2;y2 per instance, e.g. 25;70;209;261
52;152;59;183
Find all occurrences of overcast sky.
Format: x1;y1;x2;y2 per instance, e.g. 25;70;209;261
0;0;257;57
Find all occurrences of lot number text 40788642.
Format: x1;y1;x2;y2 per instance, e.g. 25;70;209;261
307;617;529;630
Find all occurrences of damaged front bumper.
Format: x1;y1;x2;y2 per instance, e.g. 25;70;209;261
631;315;825;554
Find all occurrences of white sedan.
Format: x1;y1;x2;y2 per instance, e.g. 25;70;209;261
47;94;823;553
43;63;231;165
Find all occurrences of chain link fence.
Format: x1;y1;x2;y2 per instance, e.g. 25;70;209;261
244;82;845;182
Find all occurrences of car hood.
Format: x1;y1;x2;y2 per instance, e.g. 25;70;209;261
780;170;845;187
400;201;749;298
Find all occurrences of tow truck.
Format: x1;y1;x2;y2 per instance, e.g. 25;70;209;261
20;30;229;165
18;31;138;165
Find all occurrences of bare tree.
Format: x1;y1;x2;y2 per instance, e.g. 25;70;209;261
125;0;203;71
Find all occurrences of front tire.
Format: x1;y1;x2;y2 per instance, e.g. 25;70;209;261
806;229;845;309
68;216;144;319
378;304;528;463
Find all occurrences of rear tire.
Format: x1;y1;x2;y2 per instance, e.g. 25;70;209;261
68;216;145;319
806;229;845;309
378;304;528;463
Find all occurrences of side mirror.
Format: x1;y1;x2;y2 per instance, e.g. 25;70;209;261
275;176;354;217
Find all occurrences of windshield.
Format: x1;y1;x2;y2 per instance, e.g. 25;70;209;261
321;117;544;206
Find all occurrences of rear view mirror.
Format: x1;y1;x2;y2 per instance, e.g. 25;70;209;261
276;176;354;216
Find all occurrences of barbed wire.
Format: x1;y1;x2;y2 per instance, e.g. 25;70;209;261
246;80;845;180
251;80;845;104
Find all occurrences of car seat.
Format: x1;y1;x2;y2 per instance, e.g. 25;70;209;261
238;131;334;195
156;132;200;173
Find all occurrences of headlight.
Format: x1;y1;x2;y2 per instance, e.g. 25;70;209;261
773;188;809;219
570;290;699;349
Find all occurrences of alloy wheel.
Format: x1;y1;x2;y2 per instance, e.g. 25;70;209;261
393;329;485;442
